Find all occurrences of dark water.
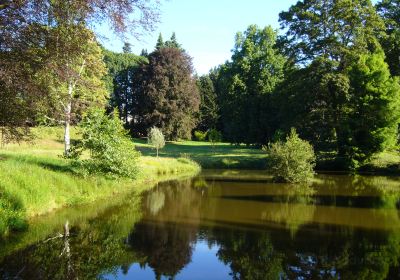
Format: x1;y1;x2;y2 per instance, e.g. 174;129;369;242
2;171;400;279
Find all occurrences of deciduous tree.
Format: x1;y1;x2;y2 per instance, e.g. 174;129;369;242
279;0;385;67
376;0;400;76
0;0;161;153
216;25;286;144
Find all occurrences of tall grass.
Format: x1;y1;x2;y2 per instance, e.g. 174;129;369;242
0;127;200;236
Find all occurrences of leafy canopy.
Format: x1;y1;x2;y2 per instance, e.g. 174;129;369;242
279;0;385;66
131;45;200;140
216;25;286;144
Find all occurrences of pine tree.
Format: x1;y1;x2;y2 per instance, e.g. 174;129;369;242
155;33;164;50
196;75;219;131
122;42;132;53
165;32;181;49
346;51;400;165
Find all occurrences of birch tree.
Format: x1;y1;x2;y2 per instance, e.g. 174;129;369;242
39;25;107;155
0;0;161;153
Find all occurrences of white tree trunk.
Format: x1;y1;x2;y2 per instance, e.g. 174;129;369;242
64;82;73;156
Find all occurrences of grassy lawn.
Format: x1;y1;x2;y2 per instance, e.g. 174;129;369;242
0;127;200;236
135;138;400;173
361;151;400;174
134;138;267;169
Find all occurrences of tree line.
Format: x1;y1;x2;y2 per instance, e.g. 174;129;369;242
106;0;400;169
1;0;400;170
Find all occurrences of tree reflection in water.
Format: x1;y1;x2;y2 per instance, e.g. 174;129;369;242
127;179;201;279
1;174;400;279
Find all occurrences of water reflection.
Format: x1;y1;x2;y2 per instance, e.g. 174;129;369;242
1;173;400;279
128;180;200;279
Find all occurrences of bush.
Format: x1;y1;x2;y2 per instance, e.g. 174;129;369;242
148;127;165;157
265;128;316;183
208;129;222;145
70;108;140;178
193;130;207;141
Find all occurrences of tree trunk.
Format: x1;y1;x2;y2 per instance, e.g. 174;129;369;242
63;220;72;276
64;82;73;156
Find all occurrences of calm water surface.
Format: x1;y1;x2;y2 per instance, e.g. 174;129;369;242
2;170;400;279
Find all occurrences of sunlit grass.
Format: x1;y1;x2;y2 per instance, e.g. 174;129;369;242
134;138;267;169
368;151;400;168
0;126;200;236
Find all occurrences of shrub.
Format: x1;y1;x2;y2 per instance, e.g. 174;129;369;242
193;130;207;141
208;129;222;145
70;108;140;178
265;128;316;183
148;127;165;157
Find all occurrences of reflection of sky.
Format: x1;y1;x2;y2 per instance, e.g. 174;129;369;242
176;241;231;280
102;241;231;280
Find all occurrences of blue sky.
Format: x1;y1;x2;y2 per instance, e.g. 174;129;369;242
97;0;378;75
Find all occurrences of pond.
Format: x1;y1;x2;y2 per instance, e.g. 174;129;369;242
1;170;400;279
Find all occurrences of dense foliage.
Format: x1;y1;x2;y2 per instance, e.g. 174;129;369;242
345;51;400;167
265;129;316;183
103;49;147;123
203;0;400;170
71;108;140;178
278;0;384;66
131;40;200;140
377;0;400;76
0;0;160;151
208;129;223;145
2;0;400;173
215;25;286;144
196;75;219;132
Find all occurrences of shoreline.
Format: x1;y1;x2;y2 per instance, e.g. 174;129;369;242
0;149;200;236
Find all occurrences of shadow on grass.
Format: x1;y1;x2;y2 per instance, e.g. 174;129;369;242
35;161;76;174
1;153;77;175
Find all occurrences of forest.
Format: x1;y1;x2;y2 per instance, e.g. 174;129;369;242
1;0;400;172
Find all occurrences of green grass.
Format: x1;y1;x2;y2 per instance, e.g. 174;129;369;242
135;138;400;173
134;138;267;169
2;126;400;236
0;127;200;236
361;151;400;174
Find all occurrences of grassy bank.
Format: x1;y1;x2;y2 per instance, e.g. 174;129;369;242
0;127;200;236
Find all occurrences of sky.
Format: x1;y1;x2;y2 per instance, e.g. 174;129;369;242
97;0;378;75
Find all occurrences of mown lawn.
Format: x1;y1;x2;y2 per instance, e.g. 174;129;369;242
134;138;268;169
